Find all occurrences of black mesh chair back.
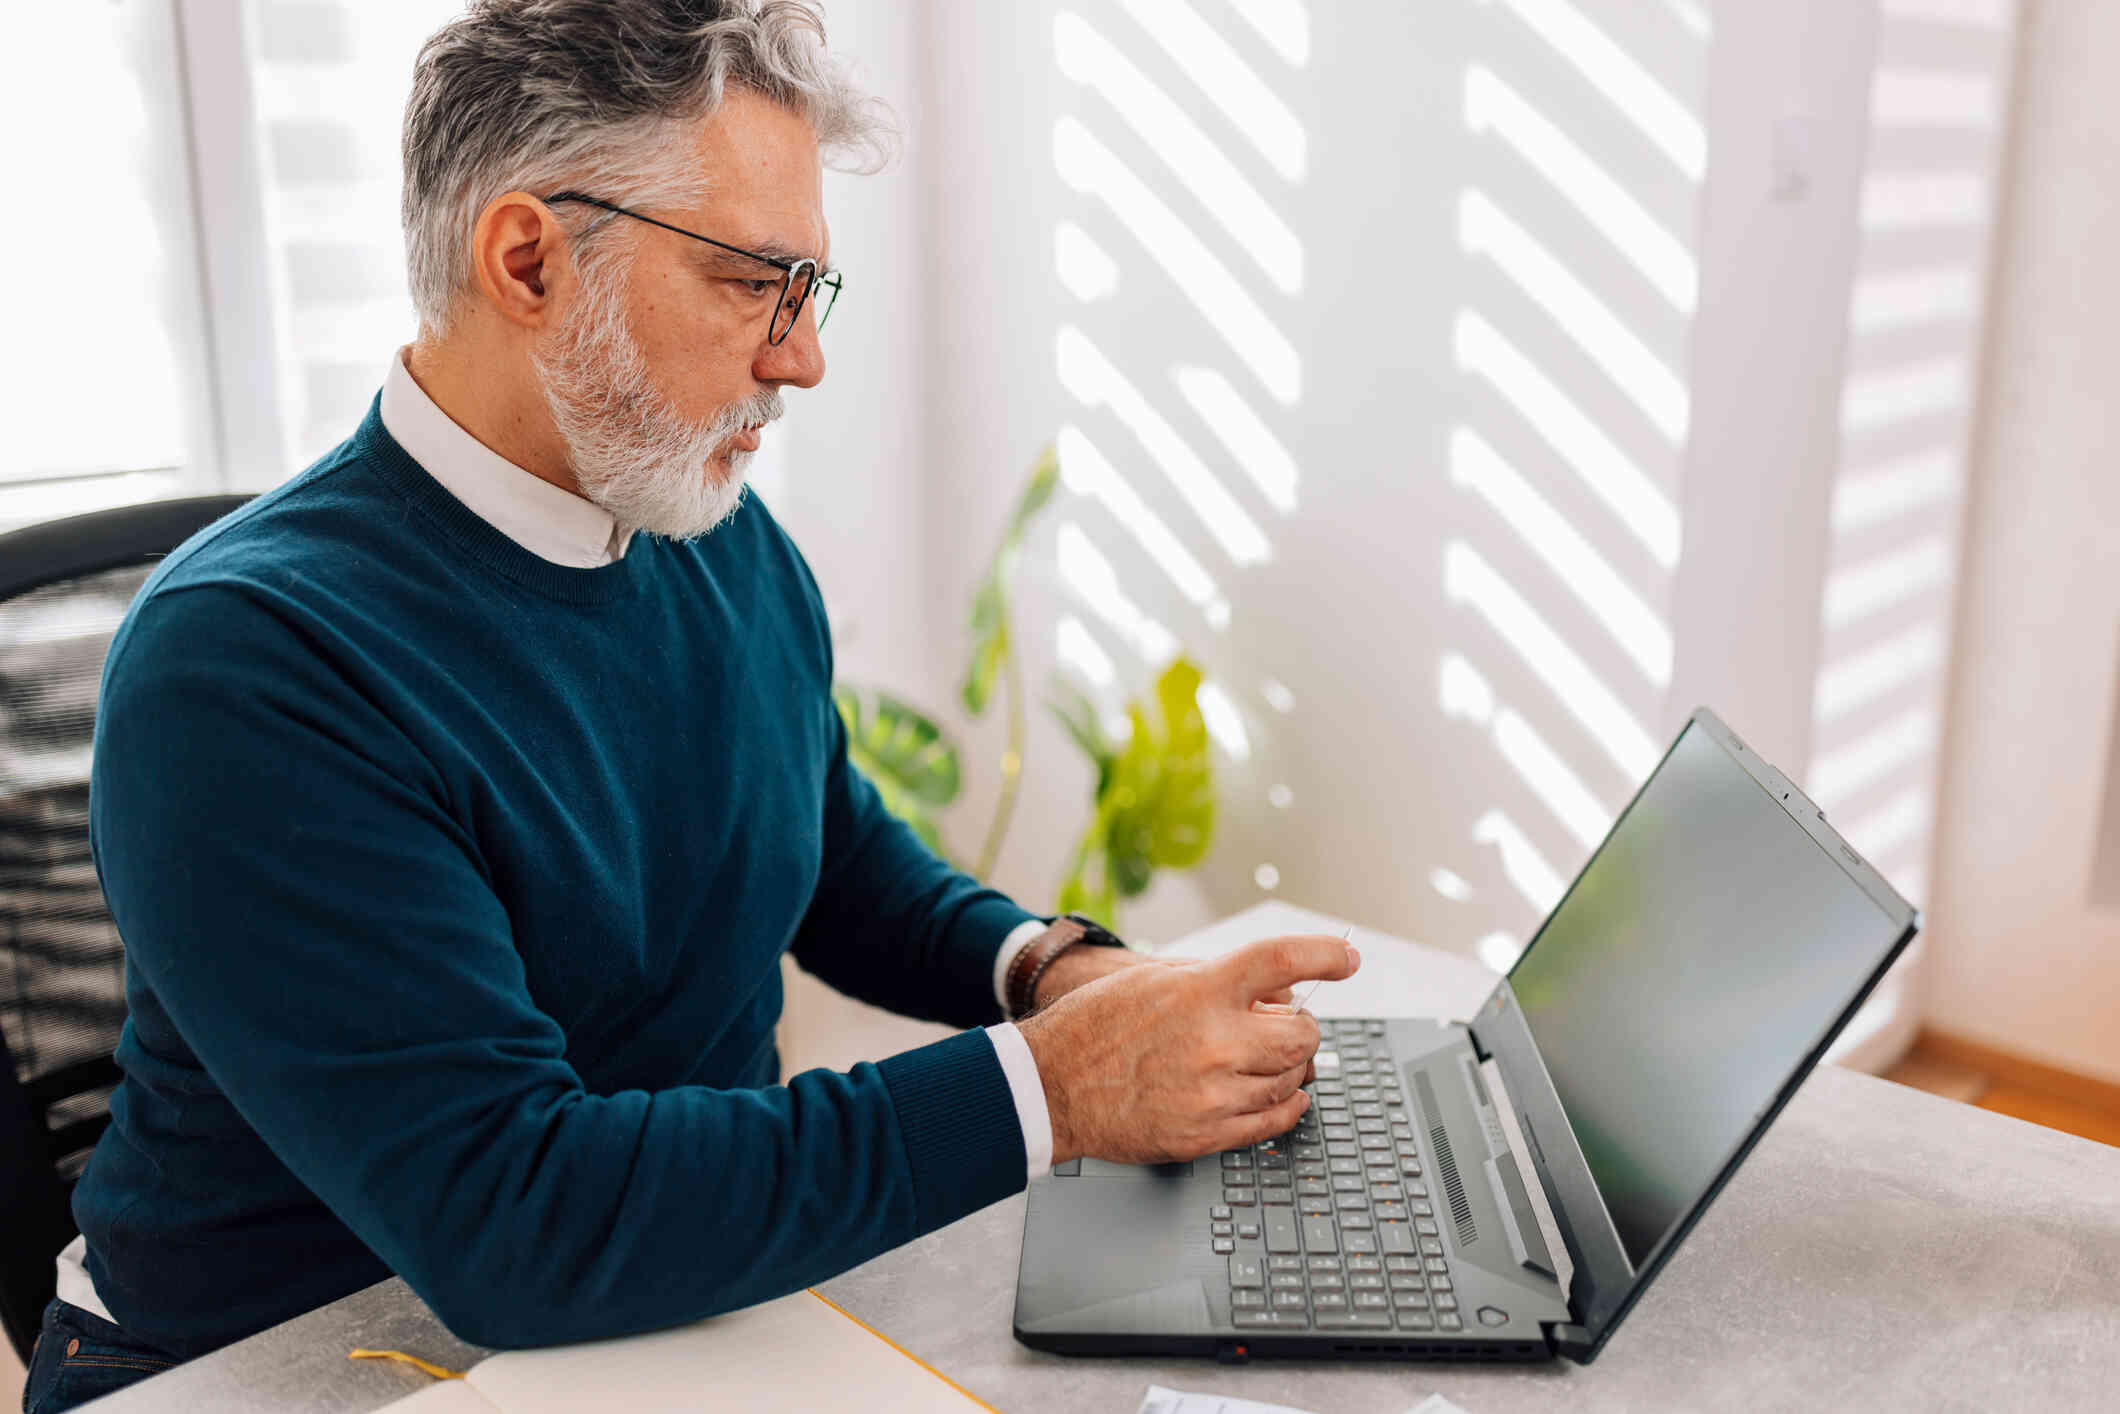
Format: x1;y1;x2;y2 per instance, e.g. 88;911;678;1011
0;495;250;1361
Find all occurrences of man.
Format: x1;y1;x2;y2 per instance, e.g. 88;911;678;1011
23;3;1357;1408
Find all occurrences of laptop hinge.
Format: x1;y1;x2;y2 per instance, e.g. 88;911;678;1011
1470;1025;1586;1328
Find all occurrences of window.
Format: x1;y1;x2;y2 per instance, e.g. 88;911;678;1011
5;2;215;528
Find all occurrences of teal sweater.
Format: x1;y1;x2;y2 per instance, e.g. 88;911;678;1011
77;402;1036;1357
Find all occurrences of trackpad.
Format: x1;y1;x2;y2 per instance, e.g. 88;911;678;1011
1059;1158;1194;1178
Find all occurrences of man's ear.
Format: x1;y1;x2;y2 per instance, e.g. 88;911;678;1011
468;191;566;331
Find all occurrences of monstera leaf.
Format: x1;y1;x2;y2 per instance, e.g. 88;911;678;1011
1046;681;1119;798
1057;658;1216;927
834;685;961;858
961;443;1060;716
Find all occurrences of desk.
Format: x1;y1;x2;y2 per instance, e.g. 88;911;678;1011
86;904;2120;1412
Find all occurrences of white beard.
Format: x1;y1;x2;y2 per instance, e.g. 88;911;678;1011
532;258;784;541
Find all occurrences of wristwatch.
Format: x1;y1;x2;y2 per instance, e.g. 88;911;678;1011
1004;913;1126;1019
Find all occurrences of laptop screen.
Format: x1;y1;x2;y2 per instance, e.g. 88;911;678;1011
1506;720;1911;1269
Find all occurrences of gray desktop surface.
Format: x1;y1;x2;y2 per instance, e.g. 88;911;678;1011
83;1064;2120;1413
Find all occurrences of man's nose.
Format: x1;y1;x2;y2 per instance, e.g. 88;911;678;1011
754;309;826;389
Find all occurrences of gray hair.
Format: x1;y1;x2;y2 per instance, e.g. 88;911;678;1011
401;0;895;333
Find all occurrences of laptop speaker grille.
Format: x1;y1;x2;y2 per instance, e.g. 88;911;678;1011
1415;1071;1477;1245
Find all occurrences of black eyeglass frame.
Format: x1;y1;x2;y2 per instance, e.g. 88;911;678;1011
540;191;840;345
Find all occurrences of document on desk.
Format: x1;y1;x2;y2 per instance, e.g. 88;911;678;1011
1136;1388;1476;1414
371;1289;993;1413
1136;1387;1323;1414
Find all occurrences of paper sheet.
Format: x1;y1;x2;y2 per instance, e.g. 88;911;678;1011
373;1289;989;1413
1136;1387;1323;1414
1403;1396;1476;1414
1133;1386;1478;1414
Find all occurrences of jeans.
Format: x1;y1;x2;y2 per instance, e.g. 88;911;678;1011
21;1299;185;1414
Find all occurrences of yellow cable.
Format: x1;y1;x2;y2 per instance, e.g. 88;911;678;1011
349;1347;468;1381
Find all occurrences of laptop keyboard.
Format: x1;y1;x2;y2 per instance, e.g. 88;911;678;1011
1209;1019;1461;1332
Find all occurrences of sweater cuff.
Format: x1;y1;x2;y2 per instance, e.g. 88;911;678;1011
876;1028;1028;1233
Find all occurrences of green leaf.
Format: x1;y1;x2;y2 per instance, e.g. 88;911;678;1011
1008;443;1062;538
1056;816;1118;929
1045;684;1118;796
960;576;1008;715
835;685;961;859
960;444;1061;719
1145;658;1214;870
1081;658;1217;908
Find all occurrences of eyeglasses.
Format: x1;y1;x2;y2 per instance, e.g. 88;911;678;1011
540;192;841;345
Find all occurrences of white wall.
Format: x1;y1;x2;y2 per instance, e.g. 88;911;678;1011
1923;0;2120;1084
803;0;2026;1073
909;0;1957;1007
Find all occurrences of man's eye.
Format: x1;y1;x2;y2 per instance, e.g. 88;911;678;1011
736;279;776;296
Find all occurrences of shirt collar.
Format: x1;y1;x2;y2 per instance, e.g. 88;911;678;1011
379;347;634;568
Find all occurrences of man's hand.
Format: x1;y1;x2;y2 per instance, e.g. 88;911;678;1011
1016;934;1360;1165
1029;942;1300;1011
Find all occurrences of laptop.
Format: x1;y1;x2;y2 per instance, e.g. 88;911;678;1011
1014;707;1919;1363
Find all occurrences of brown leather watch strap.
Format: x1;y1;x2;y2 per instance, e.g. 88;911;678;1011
1005;917;1090;1020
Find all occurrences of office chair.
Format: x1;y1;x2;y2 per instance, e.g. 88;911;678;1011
0;494;250;1362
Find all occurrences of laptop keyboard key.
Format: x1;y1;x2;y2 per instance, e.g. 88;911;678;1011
1230;1256;1264;1287
1379;1223;1416;1254
1271;1290;1307;1310
1314;1311;1393;1330
1233;1310;1306;1329
1232;1289;1265;1308
1261;1206;1300;1253
1300;1216;1338;1253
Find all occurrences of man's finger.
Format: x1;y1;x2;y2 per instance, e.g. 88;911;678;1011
1231;1009;1322;1075
1218;934;1360;1002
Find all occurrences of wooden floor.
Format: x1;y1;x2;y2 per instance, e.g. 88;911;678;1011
1884;1030;2120;1148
